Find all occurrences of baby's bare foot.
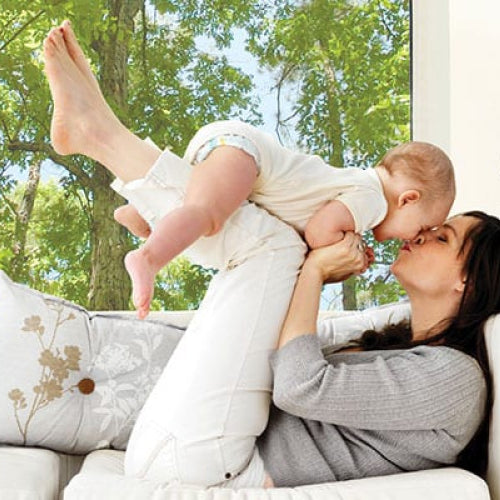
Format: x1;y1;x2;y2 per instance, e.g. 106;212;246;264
114;205;152;238
43;24;120;156
124;249;157;319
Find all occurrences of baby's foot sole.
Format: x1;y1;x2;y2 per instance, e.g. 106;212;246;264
124;250;156;317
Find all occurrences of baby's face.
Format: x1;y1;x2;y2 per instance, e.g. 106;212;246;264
373;199;451;242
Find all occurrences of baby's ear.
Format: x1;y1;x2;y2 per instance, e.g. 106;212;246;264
397;189;421;208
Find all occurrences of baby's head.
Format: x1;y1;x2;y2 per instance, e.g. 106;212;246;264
373;141;455;242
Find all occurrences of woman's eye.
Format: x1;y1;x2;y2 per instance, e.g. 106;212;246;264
438;235;447;242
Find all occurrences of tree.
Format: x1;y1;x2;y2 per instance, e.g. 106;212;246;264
9;160;41;282
0;0;410;311
0;0;261;309
248;0;410;308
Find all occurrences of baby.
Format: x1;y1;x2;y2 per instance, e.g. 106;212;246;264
113;120;456;319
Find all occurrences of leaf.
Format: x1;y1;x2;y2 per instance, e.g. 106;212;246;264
99;413;113;433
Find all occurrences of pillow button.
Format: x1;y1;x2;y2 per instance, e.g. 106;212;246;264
78;378;95;395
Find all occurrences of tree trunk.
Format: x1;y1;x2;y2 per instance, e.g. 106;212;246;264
88;170;132;310
342;276;357;310
10;160;41;282
87;0;143;309
319;42;357;310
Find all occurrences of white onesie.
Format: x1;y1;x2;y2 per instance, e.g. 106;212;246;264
184;120;388;235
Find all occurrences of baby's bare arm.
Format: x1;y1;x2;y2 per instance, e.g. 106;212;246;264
304;200;355;249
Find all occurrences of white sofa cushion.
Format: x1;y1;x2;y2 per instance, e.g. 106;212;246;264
486;313;500;500
1;290;497;499
64;449;489;500
0;446;60;500
0;271;183;454
317;301;411;346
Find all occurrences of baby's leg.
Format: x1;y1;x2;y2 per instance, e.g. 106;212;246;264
43;21;160;182
124;146;258;318
114;205;151;238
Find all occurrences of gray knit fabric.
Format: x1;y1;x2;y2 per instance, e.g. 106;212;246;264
257;334;486;487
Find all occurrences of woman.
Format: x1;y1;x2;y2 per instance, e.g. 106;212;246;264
42;22;500;488
260;212;500;486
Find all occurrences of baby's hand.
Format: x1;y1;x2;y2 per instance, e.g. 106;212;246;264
114;205;151;238
305;232;372;283
359;239;375;272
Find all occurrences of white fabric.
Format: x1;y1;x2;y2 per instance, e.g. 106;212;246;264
0;446;59;500
486;314;500;500
113;150;307;486
317;301;412;347
183;120;388;234
193;133;262;174
56;453;85;498
64;449;489;500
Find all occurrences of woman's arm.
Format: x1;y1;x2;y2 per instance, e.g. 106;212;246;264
278;232;369;349
272;339;485;432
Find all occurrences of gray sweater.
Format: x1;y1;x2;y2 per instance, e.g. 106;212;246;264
257;334;486;487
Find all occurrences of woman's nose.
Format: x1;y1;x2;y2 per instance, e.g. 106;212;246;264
413;233;426;245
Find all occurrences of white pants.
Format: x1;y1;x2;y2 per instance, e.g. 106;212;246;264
112;147;306;487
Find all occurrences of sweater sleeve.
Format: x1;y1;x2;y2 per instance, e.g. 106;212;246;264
271;335;486;433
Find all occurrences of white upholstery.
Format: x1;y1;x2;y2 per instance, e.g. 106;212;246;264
64;449;488;500
0;273;184;454
486;314;500;499
0;305;497;499
0;447;59;500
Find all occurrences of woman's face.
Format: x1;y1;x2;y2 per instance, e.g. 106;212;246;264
391;215;479;299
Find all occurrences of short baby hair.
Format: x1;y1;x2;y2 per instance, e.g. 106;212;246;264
380;141;456;202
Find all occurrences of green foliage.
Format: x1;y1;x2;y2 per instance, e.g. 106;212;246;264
0;180;213;310
0;0;264;309
248;0;411;307
0;0;411;310
0;180;91;305
152;259;215;311
355;234;407;308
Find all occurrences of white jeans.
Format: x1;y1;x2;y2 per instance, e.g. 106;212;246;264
112;147;306;487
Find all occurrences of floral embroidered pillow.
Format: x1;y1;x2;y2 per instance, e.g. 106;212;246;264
0;271;183;454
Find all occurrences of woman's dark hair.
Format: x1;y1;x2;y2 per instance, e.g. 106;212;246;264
356;211;500;478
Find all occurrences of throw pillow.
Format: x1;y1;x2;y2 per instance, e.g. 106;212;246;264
0;271;183;454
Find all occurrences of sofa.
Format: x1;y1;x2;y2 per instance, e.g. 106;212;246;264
0;271;497;499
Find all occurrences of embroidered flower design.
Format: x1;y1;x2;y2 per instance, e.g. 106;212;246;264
8;389;27;410
21;315;45;335
8;308;81;443
34;379;63;402
94;344;140;377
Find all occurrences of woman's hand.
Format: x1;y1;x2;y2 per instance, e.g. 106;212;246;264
304;232;373;284
278;232;373;349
